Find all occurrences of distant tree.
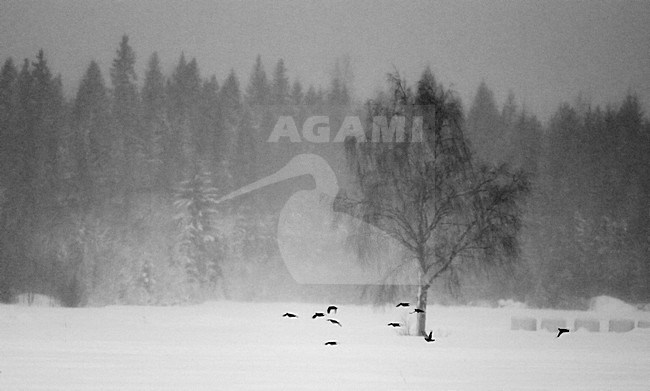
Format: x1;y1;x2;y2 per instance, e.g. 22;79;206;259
345;68;529;336
219;69;242;165
328;75;349;107
15;50;65;210
110;35;140;214
231;107;258;188
501;91;517;129
220;69;242;123
290;79;304;106
245;55;270;106
271;59;290;105
508;109;542;175
141;52;167;189
167;54;202;179
466;81;503;165
0;57;18;302
72;60;113;208
198;75;225;169
0;58;18;194
174;169;223;288
304;85;318;107
331;55;354;100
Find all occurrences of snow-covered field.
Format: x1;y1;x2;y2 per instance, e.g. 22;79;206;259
1;299;649;390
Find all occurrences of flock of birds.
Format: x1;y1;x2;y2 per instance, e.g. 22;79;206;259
282;302;436;346
282;302;573;345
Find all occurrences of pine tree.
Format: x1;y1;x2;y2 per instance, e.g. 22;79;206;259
0;58;18;193
0;58;18;301
501;91;517;129
110;35;140;214
232;107;257;188
290;79;303;106
167;54;202;180
271;59;290;105
328;75;349;107
219;69;242;144
466;81;503;164
13;58;35;217
72;60;112;207
174;168;223;286
305;85;318;107
245;55;269;107
141;52;167;189
198;75;225;169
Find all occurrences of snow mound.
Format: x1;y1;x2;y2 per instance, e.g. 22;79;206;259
588;295;637;315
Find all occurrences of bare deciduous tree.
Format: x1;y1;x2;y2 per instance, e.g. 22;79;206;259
344;69;530;335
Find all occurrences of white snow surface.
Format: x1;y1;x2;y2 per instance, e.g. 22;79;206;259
1;301;649;390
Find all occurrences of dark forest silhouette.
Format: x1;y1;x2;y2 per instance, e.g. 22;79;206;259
0;36;648;308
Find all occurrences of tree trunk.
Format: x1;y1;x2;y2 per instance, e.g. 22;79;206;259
415;275;430;336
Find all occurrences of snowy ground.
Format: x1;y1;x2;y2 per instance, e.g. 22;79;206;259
1;300;649;390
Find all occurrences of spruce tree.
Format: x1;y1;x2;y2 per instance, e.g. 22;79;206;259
141;52;167;189
73;60;112;207
290;79;303;106
110;35;140;214
271;59;290;105
245;55;269;107
466;81;503;165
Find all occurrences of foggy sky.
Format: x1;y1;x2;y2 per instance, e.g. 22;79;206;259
1;0;649;120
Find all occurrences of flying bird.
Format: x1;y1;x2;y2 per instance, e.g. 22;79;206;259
410;308;425;314
282;312;298;318
424;331;435;342
327;318;342;327
312;312;325;319
387;322;401;327
327;305;338;314
556;328;570;338
396;302;410;307
324;341;338;346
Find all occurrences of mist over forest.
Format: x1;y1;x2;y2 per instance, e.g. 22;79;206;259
0;32;648;310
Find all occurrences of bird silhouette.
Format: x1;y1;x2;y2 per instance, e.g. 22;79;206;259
387;322;401;327
327;305;338;314
424;331;435;342
282;312;298;318
214;154;421;285
556;328;570;338
410;308;425;314
324;341;338;346
396;302;410;307
312;312;325;319
327;318;342;327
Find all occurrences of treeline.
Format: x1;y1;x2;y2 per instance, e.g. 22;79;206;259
465;82;650;307
0;36;353;306
0;35;648;308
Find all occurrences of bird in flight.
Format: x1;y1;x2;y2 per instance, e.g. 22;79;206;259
387;322;401;327
327;305;338;314
410;308;425;314
327;318;342;327
396;302;410;307
556;328;570;338
424;331;435;342
324;341;338;346
312;312;325;319
282;312;298;318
